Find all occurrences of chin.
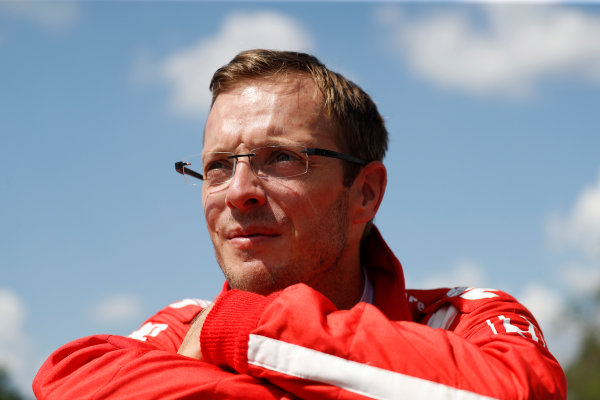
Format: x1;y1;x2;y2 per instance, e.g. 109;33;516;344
228;276;282;296
221;260;281;295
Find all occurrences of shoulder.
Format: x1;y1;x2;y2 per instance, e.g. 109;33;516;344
127;298;212;345
407;287;547;346
407;287;520;316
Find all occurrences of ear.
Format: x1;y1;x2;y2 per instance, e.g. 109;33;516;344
351;161;387;224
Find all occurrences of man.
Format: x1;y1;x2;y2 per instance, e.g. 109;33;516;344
34;50;566;399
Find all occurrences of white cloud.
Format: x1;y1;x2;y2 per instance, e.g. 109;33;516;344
519;283;564;335
0;0;80;30
558;261;600;294
0;289;24;341
0;288;33;396
91;293;143;325
540;170;600;366
143;10;314;117
518;283;582;367
547;170;600;260
377;5;600;97
418;258;488;289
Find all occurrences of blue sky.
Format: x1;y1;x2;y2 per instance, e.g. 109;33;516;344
1;1;600;396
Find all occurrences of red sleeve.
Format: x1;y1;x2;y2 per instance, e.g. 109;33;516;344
33;299;293;400
200;285;567;400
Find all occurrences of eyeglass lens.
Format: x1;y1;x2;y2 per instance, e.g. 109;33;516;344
200;145;310;185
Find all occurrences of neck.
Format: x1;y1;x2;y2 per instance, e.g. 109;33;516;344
310;247;364;310
334;265;365;310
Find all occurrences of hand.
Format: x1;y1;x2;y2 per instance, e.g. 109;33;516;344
177;304;214;360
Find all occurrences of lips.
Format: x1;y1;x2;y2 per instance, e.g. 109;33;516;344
226;227;280;242
226;230;280;251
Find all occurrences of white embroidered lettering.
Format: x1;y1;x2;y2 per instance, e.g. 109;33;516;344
169;298;212;309
486;319;498;335
499;315;545;346
459;288;499;300
128;322;168;342
486;315;545;347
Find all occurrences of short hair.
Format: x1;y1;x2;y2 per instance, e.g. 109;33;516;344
209;49;388;186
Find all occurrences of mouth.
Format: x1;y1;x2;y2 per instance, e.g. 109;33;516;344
226;227;280;245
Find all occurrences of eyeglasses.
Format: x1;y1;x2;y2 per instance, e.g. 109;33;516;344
174;145;367;187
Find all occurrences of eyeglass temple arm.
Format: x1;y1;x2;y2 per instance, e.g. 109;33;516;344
174;161;204;181
303;148;367;166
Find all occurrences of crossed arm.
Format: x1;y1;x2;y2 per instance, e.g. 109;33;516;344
34;285;566;399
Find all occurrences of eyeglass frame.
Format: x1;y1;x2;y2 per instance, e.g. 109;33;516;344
174;146;368;185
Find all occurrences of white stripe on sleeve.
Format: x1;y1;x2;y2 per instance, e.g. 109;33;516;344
247;334;498;400
427;304;459;330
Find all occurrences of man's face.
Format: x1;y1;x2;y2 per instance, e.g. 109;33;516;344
202;76;360;296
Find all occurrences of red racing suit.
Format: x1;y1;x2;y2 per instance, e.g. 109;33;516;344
33;228;566;399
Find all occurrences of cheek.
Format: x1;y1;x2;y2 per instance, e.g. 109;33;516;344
276;184;336;231
200;179;327;233
268;183;307;219
202;192;223;234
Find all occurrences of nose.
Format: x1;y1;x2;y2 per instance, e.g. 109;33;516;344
225;158;267;211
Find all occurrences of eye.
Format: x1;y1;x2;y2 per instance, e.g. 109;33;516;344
204;156;234;178
273;151;293;163
267;148;303;164
203;157;234;184
205;160;231;171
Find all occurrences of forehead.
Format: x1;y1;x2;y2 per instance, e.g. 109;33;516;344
203;75;338;152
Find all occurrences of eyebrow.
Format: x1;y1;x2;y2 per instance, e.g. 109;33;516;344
203;140;309;154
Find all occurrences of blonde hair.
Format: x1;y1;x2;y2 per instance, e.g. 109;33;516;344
210;49;388;186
